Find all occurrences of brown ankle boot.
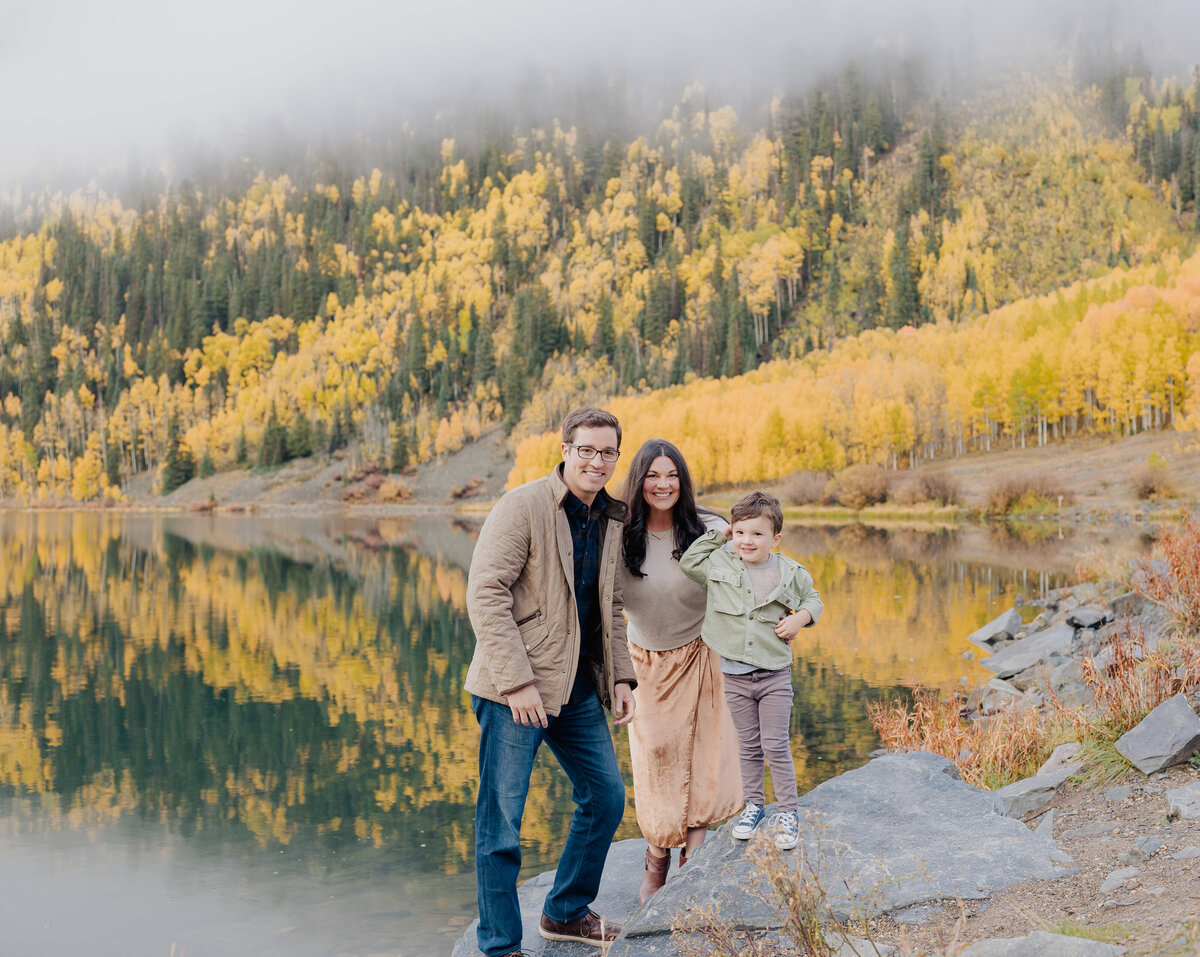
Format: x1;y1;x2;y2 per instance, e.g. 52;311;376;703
638;848;671;904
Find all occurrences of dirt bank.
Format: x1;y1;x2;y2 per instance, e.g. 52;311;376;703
29;426;1199;521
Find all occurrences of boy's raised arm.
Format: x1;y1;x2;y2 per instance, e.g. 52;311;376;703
796;570;824;626
679;527;728;585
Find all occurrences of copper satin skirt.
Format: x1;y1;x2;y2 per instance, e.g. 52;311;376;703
627;636;743;848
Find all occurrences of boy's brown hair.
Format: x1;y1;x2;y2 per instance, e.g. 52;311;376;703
730;490;784;535
561;407;622;446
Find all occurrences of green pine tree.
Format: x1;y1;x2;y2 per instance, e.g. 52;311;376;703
287;413;313;460
161;415;195;493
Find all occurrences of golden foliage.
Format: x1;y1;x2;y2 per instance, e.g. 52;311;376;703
511;249;1200;490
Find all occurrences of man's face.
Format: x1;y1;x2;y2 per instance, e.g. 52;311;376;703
560;425;619;504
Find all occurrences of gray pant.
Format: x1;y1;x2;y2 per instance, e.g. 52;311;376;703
722;668;797;812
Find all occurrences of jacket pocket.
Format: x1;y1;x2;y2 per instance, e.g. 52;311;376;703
777;590;802;612
517;611;553;661
706;567;743;615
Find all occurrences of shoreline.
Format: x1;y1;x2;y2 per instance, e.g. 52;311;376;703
0;498;1185;532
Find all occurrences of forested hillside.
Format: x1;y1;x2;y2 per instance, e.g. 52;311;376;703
0;64;1197;502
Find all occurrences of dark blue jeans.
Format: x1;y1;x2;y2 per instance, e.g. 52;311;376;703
472;672;626;957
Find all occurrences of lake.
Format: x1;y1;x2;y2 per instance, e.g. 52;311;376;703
0;512;1148;956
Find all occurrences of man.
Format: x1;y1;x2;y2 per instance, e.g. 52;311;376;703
465;406;637;957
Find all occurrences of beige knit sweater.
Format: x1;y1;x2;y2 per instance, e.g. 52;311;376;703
621;515;726;652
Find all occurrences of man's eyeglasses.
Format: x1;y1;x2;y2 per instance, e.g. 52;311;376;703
565;444;621;464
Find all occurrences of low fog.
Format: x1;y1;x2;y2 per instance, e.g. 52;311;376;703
2;0;1198;193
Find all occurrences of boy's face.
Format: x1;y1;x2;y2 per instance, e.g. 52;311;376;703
730;515;782;564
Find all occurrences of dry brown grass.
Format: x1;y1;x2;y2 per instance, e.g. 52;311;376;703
1131;454;1178;500
826;465;893;510
868;688;1064;790
1071;621;1200;743
1136;512;1200;638
1074;544;1136;589
672;834;836;956
985;471;1076;516
671;824;907;957
780;470;832;506
891;470;962;507
871;620;1200;791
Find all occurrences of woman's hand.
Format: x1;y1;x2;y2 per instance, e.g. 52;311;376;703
612;682;636;726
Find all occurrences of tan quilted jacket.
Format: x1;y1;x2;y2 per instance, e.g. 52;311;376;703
464;464;635;716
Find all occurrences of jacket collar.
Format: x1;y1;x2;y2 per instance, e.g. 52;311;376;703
548;464;628;524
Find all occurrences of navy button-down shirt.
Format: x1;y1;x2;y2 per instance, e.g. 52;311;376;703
563;487;606;661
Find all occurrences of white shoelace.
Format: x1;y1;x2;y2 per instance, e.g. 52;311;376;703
738;803;762;825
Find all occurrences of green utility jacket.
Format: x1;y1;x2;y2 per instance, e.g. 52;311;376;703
679;529;823;671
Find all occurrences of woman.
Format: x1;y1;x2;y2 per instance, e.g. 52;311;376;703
621;439;743;905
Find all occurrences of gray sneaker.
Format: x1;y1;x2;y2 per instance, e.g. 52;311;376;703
731;802;764;840
770;810;799;850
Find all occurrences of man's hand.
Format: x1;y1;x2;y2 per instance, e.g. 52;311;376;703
775;609;812;644
612;682;636;726
507;684;548;728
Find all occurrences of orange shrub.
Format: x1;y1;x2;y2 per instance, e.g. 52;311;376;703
985;471;1074;515
1073;621;1200;742
780;470;830;506
825;464;892;510
892;469;961;507
868;687;1057;789
1136;513;1200;637
1131;454;1177;500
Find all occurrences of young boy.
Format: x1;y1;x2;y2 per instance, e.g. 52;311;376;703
679;490;822;850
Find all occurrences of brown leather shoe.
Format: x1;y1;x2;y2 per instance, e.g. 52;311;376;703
538;909;621;946
638;847;671;904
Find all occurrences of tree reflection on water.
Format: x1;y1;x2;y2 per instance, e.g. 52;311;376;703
0;512;1145;952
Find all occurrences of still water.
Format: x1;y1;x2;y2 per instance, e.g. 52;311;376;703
0;512;1146;956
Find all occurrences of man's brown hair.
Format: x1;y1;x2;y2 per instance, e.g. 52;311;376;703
730;490;784;535
561;407;622;447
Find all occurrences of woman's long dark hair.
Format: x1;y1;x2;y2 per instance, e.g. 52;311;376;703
622;439;709;578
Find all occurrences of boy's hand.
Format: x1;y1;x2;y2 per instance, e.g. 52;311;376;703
775;610;812;644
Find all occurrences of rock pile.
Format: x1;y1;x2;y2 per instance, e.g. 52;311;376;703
452;579;1200;957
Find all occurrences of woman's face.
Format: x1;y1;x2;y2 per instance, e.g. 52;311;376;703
642;455;681;517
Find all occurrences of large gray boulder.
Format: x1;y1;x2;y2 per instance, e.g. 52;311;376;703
451;753;1078;957
960;930;1124;956
1114;694;1200;774
981;625;1075;680
968;609;1023;648
624;752;1072;939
